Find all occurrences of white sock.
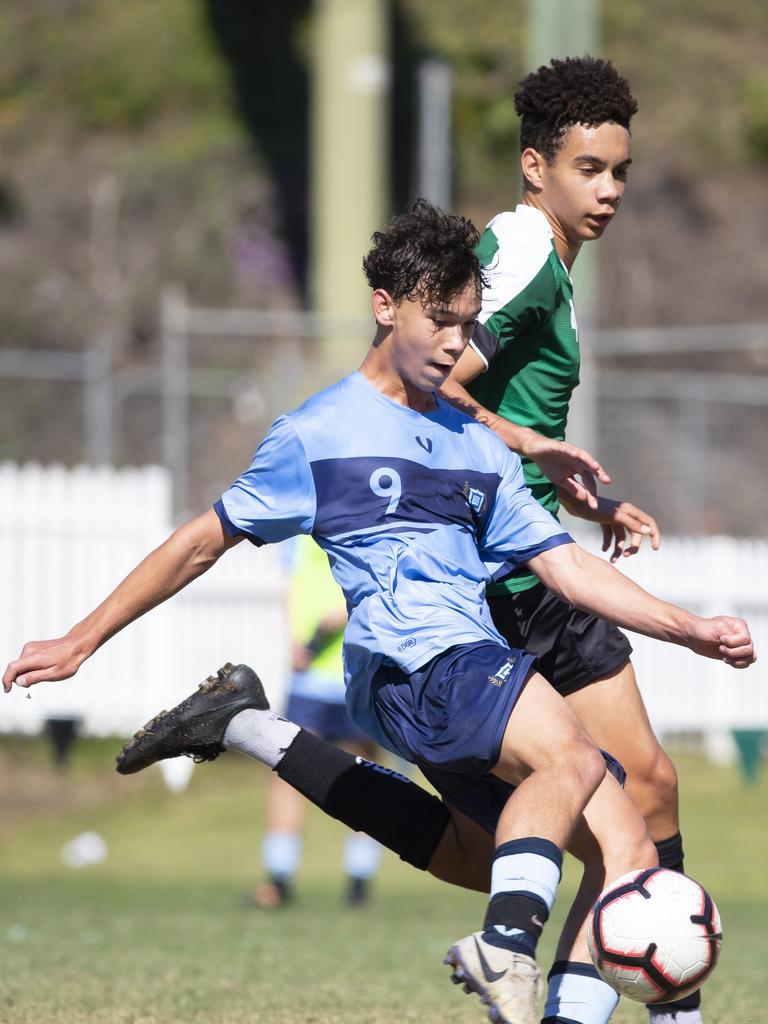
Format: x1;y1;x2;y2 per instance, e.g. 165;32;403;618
262;832;302;880
343;834;381;879
648;1011;703;1024
222;708;300;769
543;963;619;1024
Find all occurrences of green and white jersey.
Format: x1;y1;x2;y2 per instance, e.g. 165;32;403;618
469;204;580;595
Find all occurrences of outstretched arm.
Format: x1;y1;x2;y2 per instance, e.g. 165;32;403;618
3;508;243;691
528;542;755;668
440;348;610;509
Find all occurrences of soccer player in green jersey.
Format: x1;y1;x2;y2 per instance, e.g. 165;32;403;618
440;56;702;1024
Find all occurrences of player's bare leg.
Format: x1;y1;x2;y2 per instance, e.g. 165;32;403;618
430;663;676;895
555;770;657;957
428;803;493;891
565;663;702;1024
569;663;708;1024
491;672;607;845
445;671;607;1024
543;770;658;1022
565;661;679;841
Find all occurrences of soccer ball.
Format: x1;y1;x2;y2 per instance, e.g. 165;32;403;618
587;867;722;1004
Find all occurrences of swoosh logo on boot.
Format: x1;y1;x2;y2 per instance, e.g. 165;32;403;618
474;937;507;983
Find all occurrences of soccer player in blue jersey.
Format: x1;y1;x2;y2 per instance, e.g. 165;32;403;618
4;202;754;1024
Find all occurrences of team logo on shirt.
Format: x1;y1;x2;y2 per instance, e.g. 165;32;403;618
488;656;516;687
464;483;487;514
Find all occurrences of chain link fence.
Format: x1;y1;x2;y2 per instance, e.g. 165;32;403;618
1;296;766;534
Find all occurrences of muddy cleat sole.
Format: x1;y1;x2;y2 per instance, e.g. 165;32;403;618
444;931;542;1024
116;663;269;775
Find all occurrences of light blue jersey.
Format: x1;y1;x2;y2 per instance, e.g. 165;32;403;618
215;371;571;742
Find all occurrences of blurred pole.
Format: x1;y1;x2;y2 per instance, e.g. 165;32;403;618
527;0;599;458
311;0;389;372
417;58;453;211
84;347;112;464
528;0;599;66
87;175;120;465
161;287;188;519
678;394;707;527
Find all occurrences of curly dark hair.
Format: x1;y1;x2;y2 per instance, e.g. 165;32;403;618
515;56;638;163
363;198;485;307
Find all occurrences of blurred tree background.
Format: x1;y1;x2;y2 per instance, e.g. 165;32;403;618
0;0;766;523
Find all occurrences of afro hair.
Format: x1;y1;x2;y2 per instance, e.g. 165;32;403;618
515;56;638;162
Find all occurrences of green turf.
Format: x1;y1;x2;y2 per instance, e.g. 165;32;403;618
0;742;765;1023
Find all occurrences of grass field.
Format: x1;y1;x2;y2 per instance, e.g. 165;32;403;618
0;737;765;1024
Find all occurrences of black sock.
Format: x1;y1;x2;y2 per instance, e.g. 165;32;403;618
655;831;685;874
651;832;701;1012
276;729;450;869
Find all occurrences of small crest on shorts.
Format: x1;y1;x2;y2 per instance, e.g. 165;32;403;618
464;483;487;515
488;656;516;687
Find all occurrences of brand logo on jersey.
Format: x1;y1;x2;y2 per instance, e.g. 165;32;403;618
488;656;516;687
397;637;416;653
463;483;487;514
416;436;433;454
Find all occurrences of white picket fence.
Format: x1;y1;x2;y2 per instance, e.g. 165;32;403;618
0;464;765;739
569;526;768;732
0;463;288;737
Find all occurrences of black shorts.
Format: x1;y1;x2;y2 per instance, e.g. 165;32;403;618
487;583;632;698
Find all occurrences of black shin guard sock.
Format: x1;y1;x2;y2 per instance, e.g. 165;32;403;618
276;729;450;870
654;831;685;874
652;831;701;1012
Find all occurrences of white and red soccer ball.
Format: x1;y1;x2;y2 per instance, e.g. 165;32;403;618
587;867;722;1004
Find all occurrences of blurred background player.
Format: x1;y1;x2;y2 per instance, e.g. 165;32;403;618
249;534;381;908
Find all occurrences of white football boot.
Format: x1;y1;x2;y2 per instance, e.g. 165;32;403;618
444;931;542;1024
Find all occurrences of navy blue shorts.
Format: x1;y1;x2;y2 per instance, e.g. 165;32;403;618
370;640;627;836
418;746;626;835
371;641;537;833
284;692;371;745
